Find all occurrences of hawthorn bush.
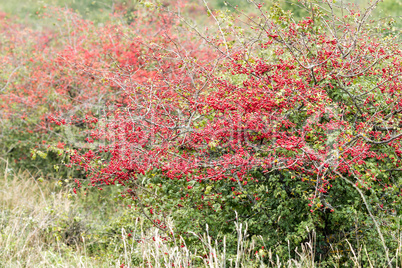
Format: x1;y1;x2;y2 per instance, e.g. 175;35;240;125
55;1;402;266
1;0;402;266
0;2;197;177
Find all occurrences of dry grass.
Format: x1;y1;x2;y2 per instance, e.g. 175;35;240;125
0;160;103;267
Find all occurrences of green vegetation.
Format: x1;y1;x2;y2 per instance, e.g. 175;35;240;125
0;0;115;23
0;161;309;267
2;162;400;267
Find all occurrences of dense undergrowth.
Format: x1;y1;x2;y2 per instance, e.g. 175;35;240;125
1;160;402;267
3;161;400;267
0;160;313;267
